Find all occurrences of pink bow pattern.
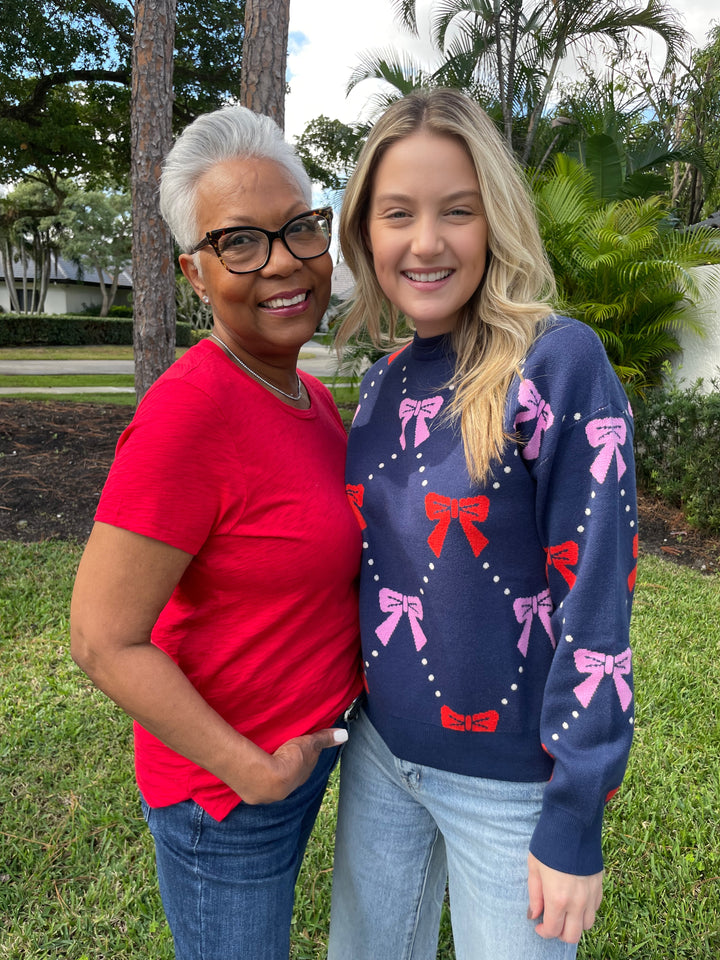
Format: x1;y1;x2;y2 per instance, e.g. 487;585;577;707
513;589;555;657
514;379;554;460
375;588;428;651
573;647;633;711
398;396;444;450
585;418;627;483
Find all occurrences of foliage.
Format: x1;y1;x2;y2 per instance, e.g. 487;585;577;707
0;314;193;348
1;542;718;957
0;0;246;189
533;155;720;391
0;180;66;315
294;116;367;192
57;187;132;316
634;379;720;534
175;276;213;330
344;0;688;164
548;63;708;207
632;23;720;225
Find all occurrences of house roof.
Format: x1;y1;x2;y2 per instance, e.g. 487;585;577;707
687;211;720;231
0;255;132;288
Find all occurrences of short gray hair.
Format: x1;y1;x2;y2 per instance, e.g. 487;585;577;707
159;104;312;253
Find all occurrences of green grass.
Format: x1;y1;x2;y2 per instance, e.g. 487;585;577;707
0;346;137;360
0;342;347;406
0;376;136;388
1;546;718;959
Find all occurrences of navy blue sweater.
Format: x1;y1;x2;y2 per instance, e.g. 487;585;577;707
346;317;636;876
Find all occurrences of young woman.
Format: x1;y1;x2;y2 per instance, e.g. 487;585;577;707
328;89;637;960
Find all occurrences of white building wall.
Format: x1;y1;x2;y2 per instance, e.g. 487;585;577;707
0;282;131;315
43;286;71;314
671;265;720;392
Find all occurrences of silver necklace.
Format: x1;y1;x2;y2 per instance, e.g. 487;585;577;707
210;334;303;401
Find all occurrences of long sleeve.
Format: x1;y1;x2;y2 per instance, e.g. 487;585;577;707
512;321;636;874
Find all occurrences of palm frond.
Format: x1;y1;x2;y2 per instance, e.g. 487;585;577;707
345;50;434;99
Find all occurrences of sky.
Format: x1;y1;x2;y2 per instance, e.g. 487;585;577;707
284;0;719;143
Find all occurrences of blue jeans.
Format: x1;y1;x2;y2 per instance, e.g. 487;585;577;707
141;739;341;960
328;709;577;960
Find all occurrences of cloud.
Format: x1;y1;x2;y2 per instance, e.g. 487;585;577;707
288;31;310;60
285;0;718;142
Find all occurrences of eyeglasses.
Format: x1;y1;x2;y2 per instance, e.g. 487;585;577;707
192;207;333;274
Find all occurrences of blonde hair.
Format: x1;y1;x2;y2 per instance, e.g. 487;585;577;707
338;89;556;482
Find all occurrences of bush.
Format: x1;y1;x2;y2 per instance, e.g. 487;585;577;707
634;379;720;533
108;304;134;317
0;313;193;347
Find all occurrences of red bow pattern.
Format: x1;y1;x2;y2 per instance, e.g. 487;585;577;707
545;541;579;589
441;705;499;732
425;493;490;558
345;483;367;530
627;533;638;591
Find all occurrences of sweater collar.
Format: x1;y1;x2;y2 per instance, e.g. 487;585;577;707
410;331;455;363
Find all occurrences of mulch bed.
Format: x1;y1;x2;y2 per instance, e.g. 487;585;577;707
1;399;719;574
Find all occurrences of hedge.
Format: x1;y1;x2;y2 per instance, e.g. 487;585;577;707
0;313;193;347
634;380;720;534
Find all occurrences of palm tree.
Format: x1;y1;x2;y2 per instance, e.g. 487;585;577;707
351;0;688;164
534;155;720;392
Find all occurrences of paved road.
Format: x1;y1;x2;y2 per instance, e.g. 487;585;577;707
0;340;345;394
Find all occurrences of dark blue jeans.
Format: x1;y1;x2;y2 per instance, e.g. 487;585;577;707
141;740;341;960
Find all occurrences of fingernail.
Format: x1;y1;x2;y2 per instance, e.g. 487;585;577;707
333;729;349;743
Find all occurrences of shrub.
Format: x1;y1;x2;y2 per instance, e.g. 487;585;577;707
533;156;720;392
634;379;720;533
0;313;193;347
108;304;134;317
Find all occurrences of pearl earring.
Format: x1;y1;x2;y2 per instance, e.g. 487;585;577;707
202;296;210;304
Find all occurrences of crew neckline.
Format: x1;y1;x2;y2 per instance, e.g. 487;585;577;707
410;331;454;362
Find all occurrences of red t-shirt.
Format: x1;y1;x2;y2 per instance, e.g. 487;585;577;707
96;339;362;819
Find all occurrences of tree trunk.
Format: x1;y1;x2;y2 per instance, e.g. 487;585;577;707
37;238;50;314
240;0;290;129
1;241;21;313
94;263;111;317
131;0;177;403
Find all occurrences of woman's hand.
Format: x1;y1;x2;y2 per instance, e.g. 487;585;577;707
71;522;347;806
239;728;348;805
527;852;603;943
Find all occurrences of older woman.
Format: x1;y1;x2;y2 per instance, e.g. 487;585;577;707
70;105;362;960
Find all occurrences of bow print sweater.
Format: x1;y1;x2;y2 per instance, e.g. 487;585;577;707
346;316;636;876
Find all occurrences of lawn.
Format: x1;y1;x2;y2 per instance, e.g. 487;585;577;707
1;544;718;959
0;343;351;408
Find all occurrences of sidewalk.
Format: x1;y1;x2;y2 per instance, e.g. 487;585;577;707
0;340;345;394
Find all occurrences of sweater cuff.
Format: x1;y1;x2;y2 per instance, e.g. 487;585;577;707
529;803;605;876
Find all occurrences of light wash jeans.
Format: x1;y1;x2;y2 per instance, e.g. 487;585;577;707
140;736;342;960
328;708;577;960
